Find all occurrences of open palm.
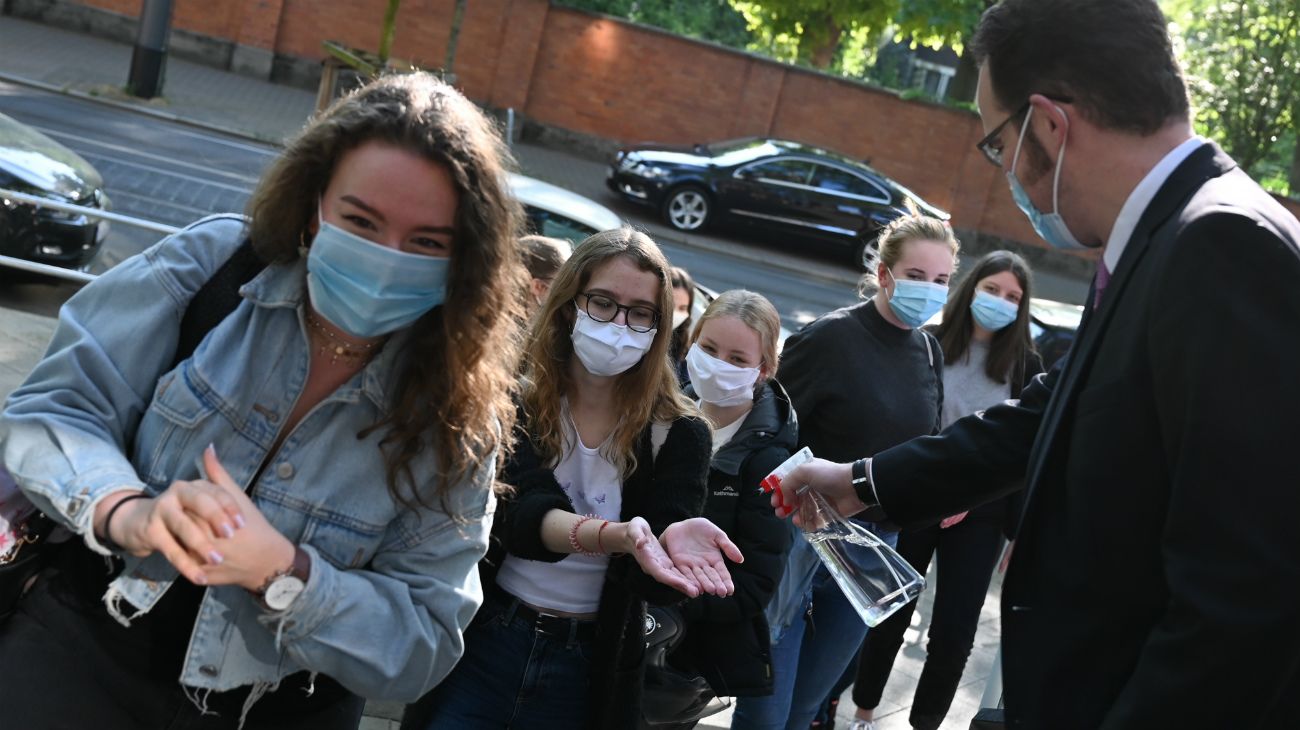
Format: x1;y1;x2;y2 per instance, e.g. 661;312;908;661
625;516;700;598
660;517;744;597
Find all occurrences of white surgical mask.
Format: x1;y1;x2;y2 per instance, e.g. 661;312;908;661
686;343;760;407
672;310;690;330
570;305;656;377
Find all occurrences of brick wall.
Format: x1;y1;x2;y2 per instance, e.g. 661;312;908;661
63;0;1300;253
76;0;241;40
451;3;1043;247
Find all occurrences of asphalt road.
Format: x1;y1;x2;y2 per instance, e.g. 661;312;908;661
1;81;866;334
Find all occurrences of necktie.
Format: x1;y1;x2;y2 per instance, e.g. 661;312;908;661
1094;260;1112;308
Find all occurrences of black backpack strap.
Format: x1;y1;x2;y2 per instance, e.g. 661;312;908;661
173;239;264;369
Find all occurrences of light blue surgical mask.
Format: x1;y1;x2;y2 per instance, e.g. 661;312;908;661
306;218;450;337
1007;106;1085;250
886;269;948;329
970;290;1019;331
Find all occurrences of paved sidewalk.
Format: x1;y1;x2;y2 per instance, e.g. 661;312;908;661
0;13;1004;730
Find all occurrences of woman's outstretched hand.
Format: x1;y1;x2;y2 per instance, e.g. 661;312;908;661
660;517;743;597
620;516;701;598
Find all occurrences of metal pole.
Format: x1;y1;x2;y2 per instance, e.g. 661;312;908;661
127;0;174;98
506;108;515;146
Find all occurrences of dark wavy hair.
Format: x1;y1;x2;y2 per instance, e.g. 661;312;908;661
245;72;528;513
934;250;1037;385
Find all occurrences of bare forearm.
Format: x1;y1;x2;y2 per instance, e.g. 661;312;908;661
539;509;632;555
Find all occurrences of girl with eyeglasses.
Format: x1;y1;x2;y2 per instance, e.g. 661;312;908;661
847;251;1043;730
404;227;739;730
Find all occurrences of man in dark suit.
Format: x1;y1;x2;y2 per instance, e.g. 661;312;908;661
773;1;1300;727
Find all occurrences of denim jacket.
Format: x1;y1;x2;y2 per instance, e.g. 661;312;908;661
0;215;495;704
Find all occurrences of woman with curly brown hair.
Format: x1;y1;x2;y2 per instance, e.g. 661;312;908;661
0;73;528;729
405;227;740;730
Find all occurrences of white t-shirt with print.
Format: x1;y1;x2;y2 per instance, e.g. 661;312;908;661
496;409;623;614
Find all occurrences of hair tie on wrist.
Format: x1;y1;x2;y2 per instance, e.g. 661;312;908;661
568;514;601;556
99;493;151;554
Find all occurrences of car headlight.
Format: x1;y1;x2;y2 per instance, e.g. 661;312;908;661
630;162;670;179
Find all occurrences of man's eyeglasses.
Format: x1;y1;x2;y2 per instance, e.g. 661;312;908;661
975;96;1073;168
576;292;660;333
976;101;1030;168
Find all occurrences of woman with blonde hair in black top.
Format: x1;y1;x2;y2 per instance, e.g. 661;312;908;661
847;250;1043;730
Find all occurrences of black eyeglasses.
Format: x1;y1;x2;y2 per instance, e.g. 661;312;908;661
976;101;1030;168
975;96;1073;168
576;292;660;333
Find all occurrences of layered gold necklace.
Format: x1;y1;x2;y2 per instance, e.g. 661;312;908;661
304;311;381;366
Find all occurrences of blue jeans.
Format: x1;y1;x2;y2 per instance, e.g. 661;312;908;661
732;526;898;730
402;594;594;730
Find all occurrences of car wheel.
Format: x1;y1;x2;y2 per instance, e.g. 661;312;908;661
853;235;880;271
662;186;710;232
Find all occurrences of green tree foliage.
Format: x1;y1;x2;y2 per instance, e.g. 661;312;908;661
560;0;754;49
1168;0;1300;195
729;0;985;71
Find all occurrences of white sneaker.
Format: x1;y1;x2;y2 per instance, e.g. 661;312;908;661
846;720;877;730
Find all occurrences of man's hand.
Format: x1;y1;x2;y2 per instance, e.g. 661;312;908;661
769;458;867;527
660;517;744;597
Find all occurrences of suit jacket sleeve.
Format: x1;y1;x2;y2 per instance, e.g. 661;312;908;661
1001;350;1046;538
680;445;793;623
868;361;1058;529
1099;212;1300;728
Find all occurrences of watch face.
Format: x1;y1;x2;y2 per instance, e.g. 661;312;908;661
264;576;306;611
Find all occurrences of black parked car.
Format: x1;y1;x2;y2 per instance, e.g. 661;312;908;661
607;137;948;267
0;111;110;270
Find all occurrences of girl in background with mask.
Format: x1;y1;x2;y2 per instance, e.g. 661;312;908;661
406;228;734;730
653;291;798;725
669;266;697;386
0;74;526;728
731;205;958;730
847;251;1043;730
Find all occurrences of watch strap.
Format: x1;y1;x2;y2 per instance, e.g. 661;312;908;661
255;546;310;603
851;458;870;486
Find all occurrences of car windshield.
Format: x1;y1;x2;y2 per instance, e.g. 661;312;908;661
709;139;785;167
523;205;599;245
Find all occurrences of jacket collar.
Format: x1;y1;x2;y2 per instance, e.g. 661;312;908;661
710;379;798;476
239;259;405;410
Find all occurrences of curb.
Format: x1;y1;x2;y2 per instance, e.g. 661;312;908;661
0;72;286;147
1;70;860;288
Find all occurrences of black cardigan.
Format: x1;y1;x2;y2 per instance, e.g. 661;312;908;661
481;412;712;729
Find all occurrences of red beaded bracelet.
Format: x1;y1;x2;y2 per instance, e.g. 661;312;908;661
568;514;601;556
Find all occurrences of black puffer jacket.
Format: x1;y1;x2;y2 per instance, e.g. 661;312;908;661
482;412;712;730
672;380;798;697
